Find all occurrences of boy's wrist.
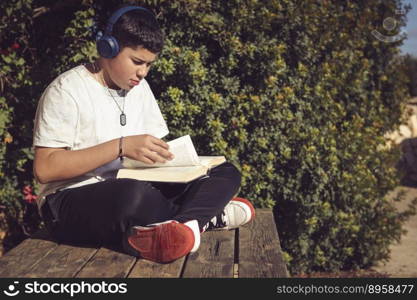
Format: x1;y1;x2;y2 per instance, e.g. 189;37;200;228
118;136;124;161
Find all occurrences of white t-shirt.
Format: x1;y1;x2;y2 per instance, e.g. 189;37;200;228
33;64;169;210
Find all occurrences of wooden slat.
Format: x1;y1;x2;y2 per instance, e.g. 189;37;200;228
238;209;289;277
128;257;185;278
182;230;235;278
22;243;98;278
76;246;136;278
0;229;58;277
0;209;289;278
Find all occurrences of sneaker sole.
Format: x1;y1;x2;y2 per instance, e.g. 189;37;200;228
232;197;256;222
127;222;195;263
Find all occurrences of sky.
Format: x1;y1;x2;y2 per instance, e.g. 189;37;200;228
400;0;417;56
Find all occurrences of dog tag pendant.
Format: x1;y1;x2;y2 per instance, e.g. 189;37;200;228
120;113;126;126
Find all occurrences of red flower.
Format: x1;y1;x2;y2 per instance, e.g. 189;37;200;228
11;42;20;50
22;185;37;204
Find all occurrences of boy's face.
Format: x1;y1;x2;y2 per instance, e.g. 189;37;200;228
104;46;157;90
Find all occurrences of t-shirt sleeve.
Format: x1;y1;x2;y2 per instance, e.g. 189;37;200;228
141;81;169;139
33;84;79;149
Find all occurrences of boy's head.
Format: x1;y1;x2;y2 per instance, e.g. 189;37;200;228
96;5;163;90
97;5;164;58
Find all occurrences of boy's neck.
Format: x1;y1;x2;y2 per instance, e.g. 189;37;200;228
89;59;120;90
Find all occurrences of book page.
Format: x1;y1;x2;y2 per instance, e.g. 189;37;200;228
122;135;201;168
198;156;226;167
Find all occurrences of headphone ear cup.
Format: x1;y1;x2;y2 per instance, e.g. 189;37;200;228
95;30;104;42
96;35;120;58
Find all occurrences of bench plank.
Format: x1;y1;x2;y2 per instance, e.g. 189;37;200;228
128;257;185;278
22;244;98;278
0;209;289;278
182;230;235;278
0;229;58;277
76;247;136;278
238;209;289;277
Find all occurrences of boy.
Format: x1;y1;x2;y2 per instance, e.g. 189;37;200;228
33;5;255;263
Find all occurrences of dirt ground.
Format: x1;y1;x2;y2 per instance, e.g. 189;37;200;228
371;185;417;278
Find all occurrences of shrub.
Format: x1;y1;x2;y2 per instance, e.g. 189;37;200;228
1;0;415;273
402;54;417;97
0;0;42;254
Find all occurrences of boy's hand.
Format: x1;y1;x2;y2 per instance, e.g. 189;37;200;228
123;134;174;164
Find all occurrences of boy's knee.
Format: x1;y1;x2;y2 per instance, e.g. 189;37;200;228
211;162;242;188
228;163;242;187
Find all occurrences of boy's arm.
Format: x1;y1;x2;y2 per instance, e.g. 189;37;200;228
34;134;174;184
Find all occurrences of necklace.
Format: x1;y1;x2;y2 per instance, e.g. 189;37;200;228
106;88;127;126
93;62;127;126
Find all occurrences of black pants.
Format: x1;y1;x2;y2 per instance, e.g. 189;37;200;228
41;162;241;246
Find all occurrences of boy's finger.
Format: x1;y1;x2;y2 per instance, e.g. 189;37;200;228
147;149;168;163
149;144;174;159
151;136;169;149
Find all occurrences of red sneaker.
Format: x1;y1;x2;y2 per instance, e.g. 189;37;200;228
126;220;196;263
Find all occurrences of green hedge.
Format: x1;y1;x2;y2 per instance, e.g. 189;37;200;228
402;54;417;97
1;0;415;273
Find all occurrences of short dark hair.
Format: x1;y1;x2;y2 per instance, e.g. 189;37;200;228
111;6;164;53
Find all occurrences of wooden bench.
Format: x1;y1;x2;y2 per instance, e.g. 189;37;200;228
0;209;288;278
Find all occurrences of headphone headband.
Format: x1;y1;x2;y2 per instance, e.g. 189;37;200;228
105;6;152;35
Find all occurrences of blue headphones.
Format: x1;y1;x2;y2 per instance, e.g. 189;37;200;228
96;6;153;58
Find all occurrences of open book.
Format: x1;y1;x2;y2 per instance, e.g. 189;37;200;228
116;135;226;183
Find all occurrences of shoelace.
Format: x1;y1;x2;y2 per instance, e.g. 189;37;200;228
203;211;227;231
